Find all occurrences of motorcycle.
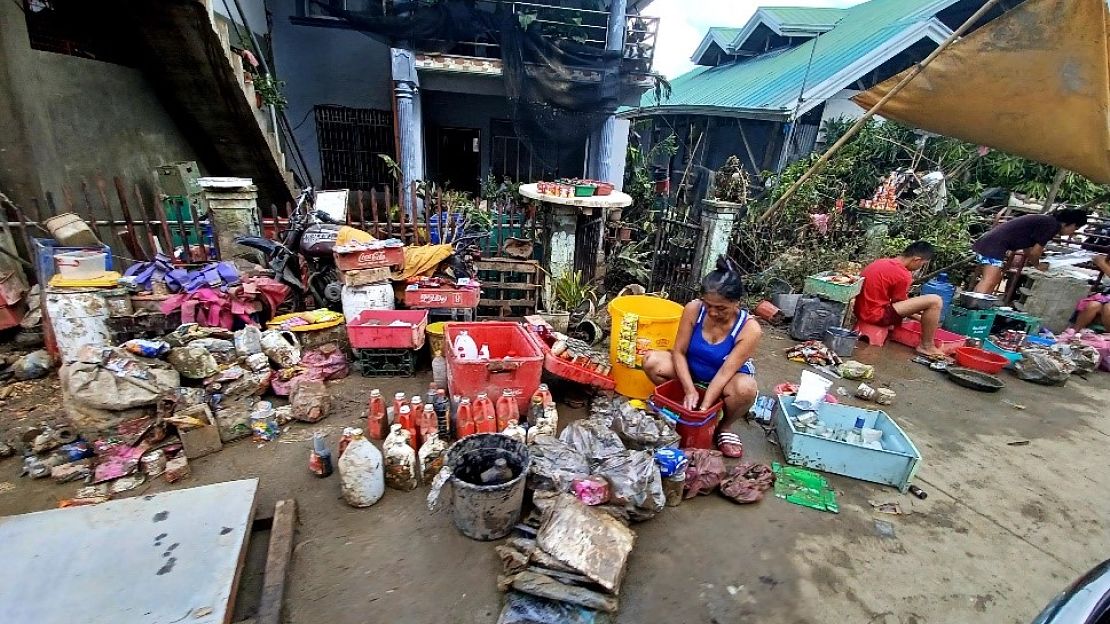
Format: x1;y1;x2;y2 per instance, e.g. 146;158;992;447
235;187;347;312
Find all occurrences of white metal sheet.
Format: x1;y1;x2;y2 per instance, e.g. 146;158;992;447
0;479;258;624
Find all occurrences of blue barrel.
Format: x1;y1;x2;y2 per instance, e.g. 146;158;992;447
921;273;956;321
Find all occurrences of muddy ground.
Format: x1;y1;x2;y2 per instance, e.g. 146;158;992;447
0;331;1107;624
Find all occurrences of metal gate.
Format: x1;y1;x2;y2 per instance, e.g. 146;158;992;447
649;206;703;303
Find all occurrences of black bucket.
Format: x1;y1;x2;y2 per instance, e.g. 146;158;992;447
443;434;532;541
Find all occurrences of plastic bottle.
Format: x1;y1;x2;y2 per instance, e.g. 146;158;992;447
309;431;333;477
535;383;553;408
419;404;438;447
480;458;513;485
396;405;417;450
474;392;496;434
502;419;526;443
456;397;477;438
453;330;478;360
432;355;448;389
383;424;419;491
496;389;520;431
337;427;355;458
338;429;385;507
409;396;424;446
418;432;448;485
433;389;450;438
527;395;545;429
426;382;438;406
392;392;406;424
367;389;388;440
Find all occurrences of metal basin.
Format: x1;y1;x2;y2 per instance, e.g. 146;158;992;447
957;291;1000;310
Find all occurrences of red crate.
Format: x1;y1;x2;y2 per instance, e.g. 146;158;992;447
334;245;404;271
650;379;723;450
346;309;428;349
544;353;616;390
891;320;966;355
444;322;544;412
404;285;480;309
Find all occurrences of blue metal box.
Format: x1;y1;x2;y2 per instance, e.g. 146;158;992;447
774;395;922;492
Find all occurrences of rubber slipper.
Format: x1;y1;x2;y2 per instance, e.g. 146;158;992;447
716;431;744;459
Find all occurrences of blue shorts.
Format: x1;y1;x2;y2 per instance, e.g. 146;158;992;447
693;360;756;385
975;253;1004;268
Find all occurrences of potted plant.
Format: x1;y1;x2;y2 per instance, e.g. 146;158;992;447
541;270;595;333
702;155;751;217
253;74;288;111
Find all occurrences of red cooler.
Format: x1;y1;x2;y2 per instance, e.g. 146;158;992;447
444;322;544;412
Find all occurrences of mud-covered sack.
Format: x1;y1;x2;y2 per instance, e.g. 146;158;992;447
528;435;591;493
594;449;664;522
719;463;775;504
60;347;180;411
610;399;679;450
1013;347;1073;385
300;343;349;380
558;419;625;463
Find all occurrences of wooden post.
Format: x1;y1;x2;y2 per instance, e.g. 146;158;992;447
1042;168;1067;212
759;0;1004;223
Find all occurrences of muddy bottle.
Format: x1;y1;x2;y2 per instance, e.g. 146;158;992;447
337;427;355;458
367;389;388;440
426;382;438;406
502;419;526;443
456;397;477;438
418;432;448;485
419;404;438;448
495;389;519;431
474;392;496;434
527;395;545;429
338;429;385;507
480;458;513;485
383;424;419;491
433;389;450;438
309;431;333;477
410;396;424;440
396;405;418;450
534;383;553;408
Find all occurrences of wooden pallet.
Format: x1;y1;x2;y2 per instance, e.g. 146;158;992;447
475;258;542;319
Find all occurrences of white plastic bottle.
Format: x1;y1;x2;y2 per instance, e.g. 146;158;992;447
418;432;448;485
383;424;419;491
453;330;478;360
502;419;526;443
338;429;385;508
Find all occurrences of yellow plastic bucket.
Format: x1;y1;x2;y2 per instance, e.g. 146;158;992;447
427;321;448;357
608;295;684;399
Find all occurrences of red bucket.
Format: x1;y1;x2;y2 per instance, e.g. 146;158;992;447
650;379;722;449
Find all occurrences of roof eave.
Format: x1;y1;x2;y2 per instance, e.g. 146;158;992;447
618;105;791;122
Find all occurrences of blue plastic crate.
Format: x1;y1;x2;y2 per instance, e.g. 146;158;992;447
33;238;113;283
773;395;922;492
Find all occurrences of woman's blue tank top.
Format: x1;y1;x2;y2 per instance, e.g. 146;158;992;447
686;305;755;383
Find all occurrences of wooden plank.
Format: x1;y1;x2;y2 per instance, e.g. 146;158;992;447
0;479;258;624
476;259;541;273
480;298;539;308
255;499;297;624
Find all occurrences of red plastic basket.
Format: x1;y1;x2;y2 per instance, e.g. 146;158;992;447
890;320;967;355
404;286;480;309
650;379;722;450
334;246;404;271
346;309;428;349
444;322;544;412
543;353;616;390
954;346;1008;374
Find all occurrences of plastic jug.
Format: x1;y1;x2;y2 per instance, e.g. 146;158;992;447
338;429;385;507
260;329;301;367
789;296;845;341
432;355;448;389
396;405;417;450
455;398;477;438
502;420;526;443
473;392;497;434
495;389;520;431
383;424;419;491
419;404;439;447
921;272;956;321
418;432;448;485
367;389;388;440
453;330;479;360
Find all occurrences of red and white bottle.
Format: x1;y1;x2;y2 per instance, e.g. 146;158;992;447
367;389;388;440
495;389;519;431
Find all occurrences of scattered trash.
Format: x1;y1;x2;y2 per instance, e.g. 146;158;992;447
309;431;334;477
719;463;775;504
1006;440;1031;447
837;360;875;380
163;456;190;483
683;449;726;499
869;500;907;515
8;350;52;381
772;463;839;513
1002;400;1027;410
786;341;842;366
572;476;610;506
874;388;896;406
908;485;928;500
873;519;896;539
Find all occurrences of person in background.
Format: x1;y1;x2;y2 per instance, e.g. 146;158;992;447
643;256;761;458
972;209;1089;293
855;242;945;357
1065;254;1110;334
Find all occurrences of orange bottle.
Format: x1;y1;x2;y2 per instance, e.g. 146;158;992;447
474;392;496;434
419;404;438;447
534;383;553;408
495;389;519;431
455;397;477;438
392;392;407;424
396;405;418;450
367;389;388;440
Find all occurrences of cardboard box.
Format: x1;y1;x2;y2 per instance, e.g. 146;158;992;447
342;267;392;287
178;404;223;459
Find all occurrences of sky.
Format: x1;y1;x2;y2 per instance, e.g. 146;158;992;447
642;0;860;78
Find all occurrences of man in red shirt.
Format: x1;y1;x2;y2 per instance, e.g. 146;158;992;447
856;242;944;357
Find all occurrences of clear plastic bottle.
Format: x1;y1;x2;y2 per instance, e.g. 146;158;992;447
495;389;520;431
418;432;448;485
432;355;448;389
339;429;385;507
455;397;477;438
527;395;545;429
474;392;496;434
367;389;388;440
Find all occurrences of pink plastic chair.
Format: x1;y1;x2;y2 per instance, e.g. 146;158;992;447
854;321;891;347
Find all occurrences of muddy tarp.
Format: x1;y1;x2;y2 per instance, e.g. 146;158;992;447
853;0;1110;183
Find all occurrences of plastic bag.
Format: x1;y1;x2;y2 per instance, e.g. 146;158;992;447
683;448;726;499
558;419;626;462
10;349;52;380
593;450;664;522
1013;348;1073;385
497;591;612;624
609;399;680;450
300;343;350;381
528;435;590;493
794;371;833;411
1067;344;1100;374
719;463;775;504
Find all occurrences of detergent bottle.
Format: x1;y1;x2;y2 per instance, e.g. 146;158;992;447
495;389;519;431
338;429;384;507
367;389;388;440
455;397;477;438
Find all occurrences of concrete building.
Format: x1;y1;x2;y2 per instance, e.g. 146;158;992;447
267;0;662;196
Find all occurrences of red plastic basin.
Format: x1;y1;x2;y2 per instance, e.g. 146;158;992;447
890;320;967;355
954;346;1009;374
650;379;722;450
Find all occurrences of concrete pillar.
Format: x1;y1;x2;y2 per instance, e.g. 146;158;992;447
586;0;627;186
697;199;742;280
391;48;423;198
0;2;47;207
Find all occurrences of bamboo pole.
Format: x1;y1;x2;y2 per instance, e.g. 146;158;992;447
760;0;1003;223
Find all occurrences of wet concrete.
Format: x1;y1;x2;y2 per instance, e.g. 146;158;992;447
0;331;1108;623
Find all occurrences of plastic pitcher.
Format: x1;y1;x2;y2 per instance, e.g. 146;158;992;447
608;295;684;399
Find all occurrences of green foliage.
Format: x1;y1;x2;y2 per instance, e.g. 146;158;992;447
551;270;596;312
253;75;287;110
624;126;677;229
710;156;750;204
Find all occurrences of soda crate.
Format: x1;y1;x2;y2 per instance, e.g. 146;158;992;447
803;271;864;304
354;348;416;377
943;306;998;341
334;246;404;271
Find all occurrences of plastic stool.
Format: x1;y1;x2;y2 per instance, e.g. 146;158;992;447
854;321;891;346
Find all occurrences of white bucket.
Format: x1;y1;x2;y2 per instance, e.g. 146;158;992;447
45;289;111;362
341;283;394;321
55;251;107;279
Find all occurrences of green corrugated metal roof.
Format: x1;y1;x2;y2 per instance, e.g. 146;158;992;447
708;26;743;45
761;6;848;29
631;0;951;117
